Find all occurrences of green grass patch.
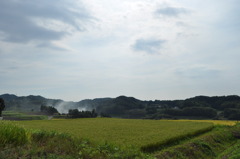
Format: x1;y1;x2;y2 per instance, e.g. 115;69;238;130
217;140;240;159
0;121;31;148
16;118;213;151
2;111;47;120
217;123;240;159
155;125;240;159
141;125;213;152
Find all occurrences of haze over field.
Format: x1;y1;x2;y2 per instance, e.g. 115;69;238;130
0;0;239;101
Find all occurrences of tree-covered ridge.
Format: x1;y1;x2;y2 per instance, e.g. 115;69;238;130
1;94;240;120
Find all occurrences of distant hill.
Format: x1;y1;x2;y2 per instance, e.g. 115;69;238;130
0;94;18;101
1;94;240;120
0;94;112;114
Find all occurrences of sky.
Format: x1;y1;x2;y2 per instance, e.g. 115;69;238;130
0;0;240;101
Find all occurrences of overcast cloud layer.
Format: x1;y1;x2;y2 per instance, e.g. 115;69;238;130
0;0;240;101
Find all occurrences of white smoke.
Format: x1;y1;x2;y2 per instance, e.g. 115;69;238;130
52;102;92;114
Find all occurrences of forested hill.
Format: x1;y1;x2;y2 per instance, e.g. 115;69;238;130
0;94;111;114
1;94;240;120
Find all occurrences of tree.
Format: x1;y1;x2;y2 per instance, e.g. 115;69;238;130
40;105;59;115
182;107;217;118
0;98;5;117
224;108;240;120
68;109;98;118
146;106;157;114
68;109;79;118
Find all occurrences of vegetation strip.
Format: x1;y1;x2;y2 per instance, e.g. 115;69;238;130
2;111;47;120
141;125;213;153
217;140;240;159
155;124;240;159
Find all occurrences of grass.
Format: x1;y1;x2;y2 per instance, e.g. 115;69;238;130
16;118;213;151
217;140;240;159
155;124;240;159
217;124;240;159
217;141;240;159
2;111;47;120
0;121;30;147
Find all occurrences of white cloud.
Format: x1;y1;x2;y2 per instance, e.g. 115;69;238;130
0;0;240;101
0;0;92;45
132;38;166;54
155;7;189;17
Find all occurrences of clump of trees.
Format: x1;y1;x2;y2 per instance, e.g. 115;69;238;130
224;108;240;120
0;98;5;117
40;105;59;115
68;109;97;118
100;113;111;118
163;107;217;118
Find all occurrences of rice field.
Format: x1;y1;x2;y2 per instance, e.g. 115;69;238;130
0;121;152;158
16;118;213;149
2;111;47;120
164;119;237;126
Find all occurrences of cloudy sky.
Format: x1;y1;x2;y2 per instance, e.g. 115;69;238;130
0;0;239;101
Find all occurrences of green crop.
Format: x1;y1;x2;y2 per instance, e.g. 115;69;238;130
17;118;213;151
0;121;153;158
2;111;47;120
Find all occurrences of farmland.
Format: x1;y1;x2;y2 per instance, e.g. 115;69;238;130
16;118;213;149
2;111;47;120
1;118;240;158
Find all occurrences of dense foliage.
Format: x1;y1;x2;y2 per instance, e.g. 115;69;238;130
0;98;5;117
68;109;98;118
40;105;59;115
163;107;217;118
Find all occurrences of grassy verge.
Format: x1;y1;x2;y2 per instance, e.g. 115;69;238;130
217;140;240;159
217;124;240;159
154;124;240;159
141;124;213;152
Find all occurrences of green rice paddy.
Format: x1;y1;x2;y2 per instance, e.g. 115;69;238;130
2;111;47;120
17;118;213;149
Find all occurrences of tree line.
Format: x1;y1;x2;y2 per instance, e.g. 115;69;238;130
0;98;5;117
67;109;98;118
40;105;98;119
1;95;240;120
